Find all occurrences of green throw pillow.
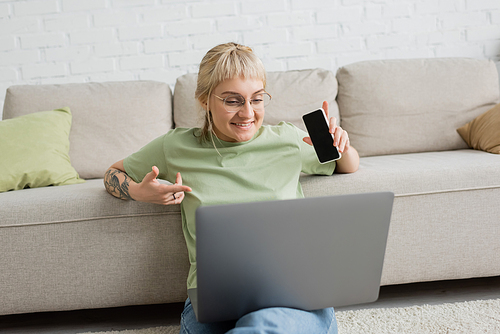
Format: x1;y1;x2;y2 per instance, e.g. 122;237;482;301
0;107;85;192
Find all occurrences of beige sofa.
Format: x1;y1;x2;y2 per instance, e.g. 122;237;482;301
1;58;499;316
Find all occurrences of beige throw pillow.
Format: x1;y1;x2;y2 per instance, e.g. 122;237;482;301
457;103;500;154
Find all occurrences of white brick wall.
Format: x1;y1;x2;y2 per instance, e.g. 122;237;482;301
1;0;500;115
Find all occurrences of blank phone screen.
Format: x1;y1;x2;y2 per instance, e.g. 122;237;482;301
302;109;341;163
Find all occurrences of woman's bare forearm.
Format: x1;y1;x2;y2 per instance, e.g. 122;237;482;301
335;146;359;174
104;163;192;205
104;168;136;200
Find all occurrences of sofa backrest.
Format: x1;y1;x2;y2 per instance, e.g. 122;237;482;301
173;68;339;132
2;81;172;179
337;58;500;157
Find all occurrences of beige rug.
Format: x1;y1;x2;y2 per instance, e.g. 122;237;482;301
82;298;500;334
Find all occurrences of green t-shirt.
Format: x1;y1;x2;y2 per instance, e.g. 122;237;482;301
123;122;336;289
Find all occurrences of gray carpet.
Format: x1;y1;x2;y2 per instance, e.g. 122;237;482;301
81;298;500;334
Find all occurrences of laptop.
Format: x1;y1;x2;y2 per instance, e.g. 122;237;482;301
189;191;394;323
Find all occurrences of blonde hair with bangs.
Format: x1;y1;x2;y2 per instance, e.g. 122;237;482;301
195;42;267;141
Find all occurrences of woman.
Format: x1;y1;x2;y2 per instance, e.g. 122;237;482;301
104;42;359;334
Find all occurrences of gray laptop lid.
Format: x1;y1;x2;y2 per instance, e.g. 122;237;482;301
191;192;394;323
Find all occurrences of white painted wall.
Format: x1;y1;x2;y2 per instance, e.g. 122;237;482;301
1;0;500;115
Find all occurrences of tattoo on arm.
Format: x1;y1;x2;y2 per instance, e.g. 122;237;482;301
104;169;135;200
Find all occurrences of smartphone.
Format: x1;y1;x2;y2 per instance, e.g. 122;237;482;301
302;108;341;163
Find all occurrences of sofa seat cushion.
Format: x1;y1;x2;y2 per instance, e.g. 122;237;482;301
0;179;189;315
0;179;181;227
300;149;500;197
302;149;500;286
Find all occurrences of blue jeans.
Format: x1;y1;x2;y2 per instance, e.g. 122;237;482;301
179;298;338;334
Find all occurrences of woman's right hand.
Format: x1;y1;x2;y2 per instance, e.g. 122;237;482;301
133;166;192;205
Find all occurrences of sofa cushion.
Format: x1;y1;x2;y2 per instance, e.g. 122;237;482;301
2;81;172;179
301;149;500;286
457;102;500;154
0;179;189;315
173;68;339;132
300;149;500;197
337;58;500;157
0;107;84;192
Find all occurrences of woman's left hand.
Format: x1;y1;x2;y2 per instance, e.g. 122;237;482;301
303;101;350;154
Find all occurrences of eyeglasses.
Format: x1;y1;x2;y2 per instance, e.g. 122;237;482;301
213;92;272;112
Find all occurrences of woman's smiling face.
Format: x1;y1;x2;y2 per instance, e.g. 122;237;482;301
209;77;266;143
